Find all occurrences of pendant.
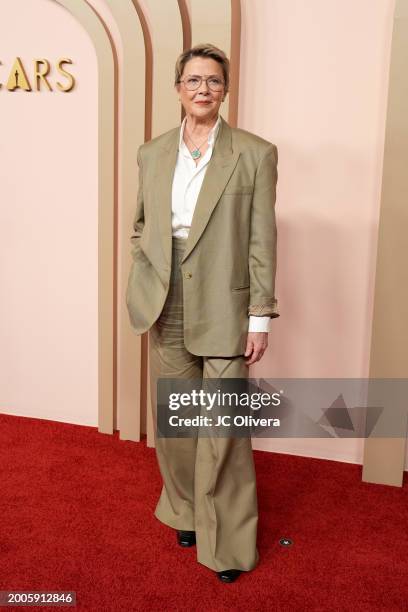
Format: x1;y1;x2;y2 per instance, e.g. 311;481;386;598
191;148;201;159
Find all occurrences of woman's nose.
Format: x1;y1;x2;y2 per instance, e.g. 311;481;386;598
197;79;209;93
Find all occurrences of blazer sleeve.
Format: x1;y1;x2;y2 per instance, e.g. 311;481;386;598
247;143;280;319
130;146;145;260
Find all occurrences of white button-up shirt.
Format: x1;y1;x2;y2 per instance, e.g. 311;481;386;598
171;115;270;333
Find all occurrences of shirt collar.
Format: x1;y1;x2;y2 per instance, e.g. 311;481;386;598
178;114;221;152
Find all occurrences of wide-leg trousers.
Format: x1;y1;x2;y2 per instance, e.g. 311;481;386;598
148;236;259;572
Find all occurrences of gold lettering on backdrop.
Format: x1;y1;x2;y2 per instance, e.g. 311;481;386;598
6;57;32;91
34;59;53;91
0;58;75;91
56;58;75;92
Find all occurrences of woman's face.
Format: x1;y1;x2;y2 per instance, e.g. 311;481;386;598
176;57;226;121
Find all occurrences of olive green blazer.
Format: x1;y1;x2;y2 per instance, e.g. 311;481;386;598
126;114;279;356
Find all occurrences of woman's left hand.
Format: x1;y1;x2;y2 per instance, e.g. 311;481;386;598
244;332;268;365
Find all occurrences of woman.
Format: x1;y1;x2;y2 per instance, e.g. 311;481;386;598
126;44;279;583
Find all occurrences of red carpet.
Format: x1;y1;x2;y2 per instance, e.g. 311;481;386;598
0;413;407;611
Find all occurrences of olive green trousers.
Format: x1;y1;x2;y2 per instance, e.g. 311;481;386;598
148;236;259;572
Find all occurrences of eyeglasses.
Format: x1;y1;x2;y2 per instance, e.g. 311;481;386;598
178;75;225;92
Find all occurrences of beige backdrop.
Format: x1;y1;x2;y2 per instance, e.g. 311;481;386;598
0;0;406;482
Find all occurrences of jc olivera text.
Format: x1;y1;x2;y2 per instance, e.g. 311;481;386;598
168;415;281;428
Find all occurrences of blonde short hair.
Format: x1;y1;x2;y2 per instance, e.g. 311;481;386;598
174;43;230;92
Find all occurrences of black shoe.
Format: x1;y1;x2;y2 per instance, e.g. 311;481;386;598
176;530;196;547
217;569;242;583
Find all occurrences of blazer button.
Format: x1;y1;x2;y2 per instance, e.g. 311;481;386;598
184;271;192;279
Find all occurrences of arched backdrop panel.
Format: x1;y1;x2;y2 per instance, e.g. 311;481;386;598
0;0;114;430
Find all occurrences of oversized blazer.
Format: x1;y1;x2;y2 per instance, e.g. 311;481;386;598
126;114;279;357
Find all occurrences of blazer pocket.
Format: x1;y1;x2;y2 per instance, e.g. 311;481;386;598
231;284;250;292
223;185;253;196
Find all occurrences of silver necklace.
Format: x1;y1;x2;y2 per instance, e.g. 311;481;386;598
185;127;210;160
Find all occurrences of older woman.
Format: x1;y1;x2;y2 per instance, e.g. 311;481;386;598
126;44;279;583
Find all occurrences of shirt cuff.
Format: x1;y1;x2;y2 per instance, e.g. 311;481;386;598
248;315;270;333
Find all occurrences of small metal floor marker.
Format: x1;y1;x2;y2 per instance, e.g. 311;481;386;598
279;537;293;547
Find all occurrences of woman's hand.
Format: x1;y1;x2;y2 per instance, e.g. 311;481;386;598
244;332;268;365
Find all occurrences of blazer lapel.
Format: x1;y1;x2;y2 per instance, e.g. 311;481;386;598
153;115;240;269
180;116;240;263
154;129;179;271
